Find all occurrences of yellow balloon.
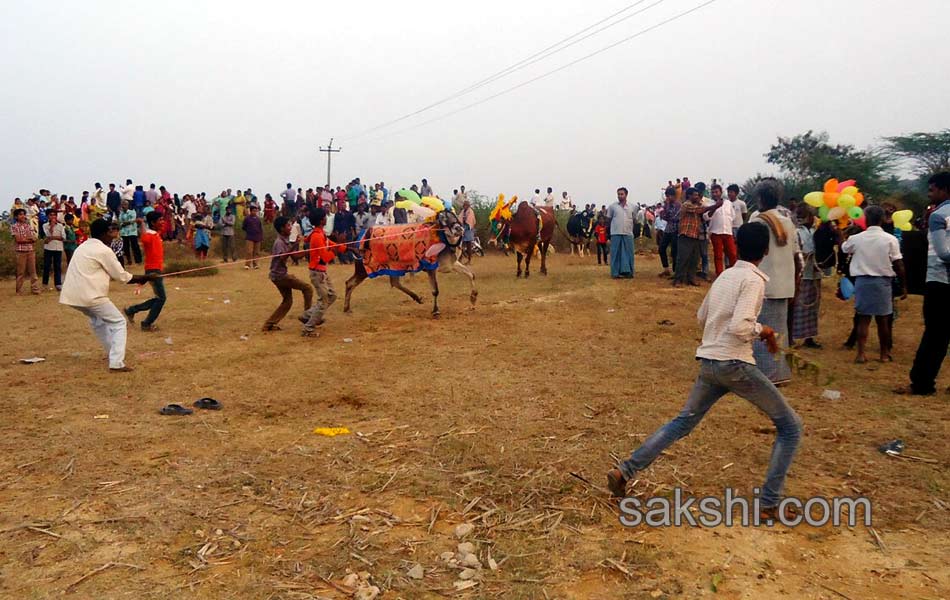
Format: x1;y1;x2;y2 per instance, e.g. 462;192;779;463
841;186;858;196
421;196;444;212
804;191;825;207
892;209;914;231
838;194;856;210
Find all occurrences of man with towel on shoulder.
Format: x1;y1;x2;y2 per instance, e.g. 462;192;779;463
749;179;802;385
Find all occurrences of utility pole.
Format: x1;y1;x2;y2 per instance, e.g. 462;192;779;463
319;138;342;188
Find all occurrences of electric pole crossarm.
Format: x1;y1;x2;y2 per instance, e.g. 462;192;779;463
318;138;342;188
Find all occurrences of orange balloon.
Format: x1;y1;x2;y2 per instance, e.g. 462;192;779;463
824;192;840;208
838;216;850;228
823;178;839;194
854;192;864;206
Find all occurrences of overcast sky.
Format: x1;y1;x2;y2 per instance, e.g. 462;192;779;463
2;0;947;206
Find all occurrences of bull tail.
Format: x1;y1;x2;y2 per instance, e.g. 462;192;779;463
553;215;571;241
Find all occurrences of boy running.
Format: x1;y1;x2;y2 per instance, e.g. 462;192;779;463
124;211;167;332
606;222;803;520
301;208;342;337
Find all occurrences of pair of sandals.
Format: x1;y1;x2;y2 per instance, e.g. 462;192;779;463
159;397;222;416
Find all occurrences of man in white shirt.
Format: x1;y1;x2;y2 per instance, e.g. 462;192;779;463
93;182;108;219
841;205;907;363
120;179;134;203
42;211;66;290
607;222;802;520
544;187;555;207
728;184;747;236
59;218;153;372
560;191;572;211
182;196;197;218
530;189;541;207
708;183;736;278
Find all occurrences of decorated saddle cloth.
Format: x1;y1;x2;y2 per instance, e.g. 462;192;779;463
358;224;444;278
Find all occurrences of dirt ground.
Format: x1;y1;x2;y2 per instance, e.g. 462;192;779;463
1;249;947;599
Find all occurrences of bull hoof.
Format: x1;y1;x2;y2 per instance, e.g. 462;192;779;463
516;272;522;278
413;296;423;304
432;311;441;319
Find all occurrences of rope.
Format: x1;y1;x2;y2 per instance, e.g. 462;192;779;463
156;226;448;279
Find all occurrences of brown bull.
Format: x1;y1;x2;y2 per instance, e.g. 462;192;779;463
506;202;555;278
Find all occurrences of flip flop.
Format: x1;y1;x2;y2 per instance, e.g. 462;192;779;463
159;404;193;416
193;397;222;410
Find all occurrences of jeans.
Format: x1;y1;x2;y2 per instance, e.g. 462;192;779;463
42;249;62;287
597;242;609;264
909;282;950;394
122;235;142;264
72;301;127;369
674;236;701;284
658;230;677;270
303;270;337;331
265;275;313;327
700;237;709;276
619;359;802;507
126;269;166;326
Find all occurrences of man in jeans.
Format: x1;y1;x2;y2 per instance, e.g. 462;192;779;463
262;216;313;331
12;208;40;295
124;211;166;332
608;223;803;519
897;171;950;395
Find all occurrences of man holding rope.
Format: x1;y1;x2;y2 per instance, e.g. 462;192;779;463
59;218;155;372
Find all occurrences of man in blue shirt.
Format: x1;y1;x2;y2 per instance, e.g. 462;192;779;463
898;171;950;396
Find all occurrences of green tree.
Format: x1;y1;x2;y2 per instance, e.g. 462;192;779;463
882;129;950;177
764;130;895;201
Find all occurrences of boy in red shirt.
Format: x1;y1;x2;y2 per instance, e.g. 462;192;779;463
301;208;342;337
594;216;609;266
124;211;166;331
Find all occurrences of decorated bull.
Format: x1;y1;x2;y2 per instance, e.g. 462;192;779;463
343;210;477;317
505;202;556;278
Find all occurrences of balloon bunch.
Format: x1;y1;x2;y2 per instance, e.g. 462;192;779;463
489;194;516;222
803;178;866;228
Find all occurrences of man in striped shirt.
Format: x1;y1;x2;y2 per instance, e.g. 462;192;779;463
607;222;803;520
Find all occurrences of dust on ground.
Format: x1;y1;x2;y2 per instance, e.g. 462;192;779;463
1;252;947;599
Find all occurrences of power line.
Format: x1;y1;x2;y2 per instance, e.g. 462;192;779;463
342;0;667;140
359;0;719;146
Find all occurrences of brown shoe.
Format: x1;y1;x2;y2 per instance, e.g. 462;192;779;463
109;366;135;373
606;468;628;498
759;503;799;523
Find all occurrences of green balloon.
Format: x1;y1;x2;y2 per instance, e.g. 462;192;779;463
848;206;863;219
818;205;830;221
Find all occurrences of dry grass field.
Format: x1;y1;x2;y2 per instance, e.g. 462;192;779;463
1;248;947;599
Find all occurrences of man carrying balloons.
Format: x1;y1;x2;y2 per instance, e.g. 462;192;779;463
896;171;950;395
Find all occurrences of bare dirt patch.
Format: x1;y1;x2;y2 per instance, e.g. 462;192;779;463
1;253;947;599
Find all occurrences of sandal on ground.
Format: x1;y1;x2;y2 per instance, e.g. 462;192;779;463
141;324;159;332
301;330;320;338
159;404;193;416
193;397;222;410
